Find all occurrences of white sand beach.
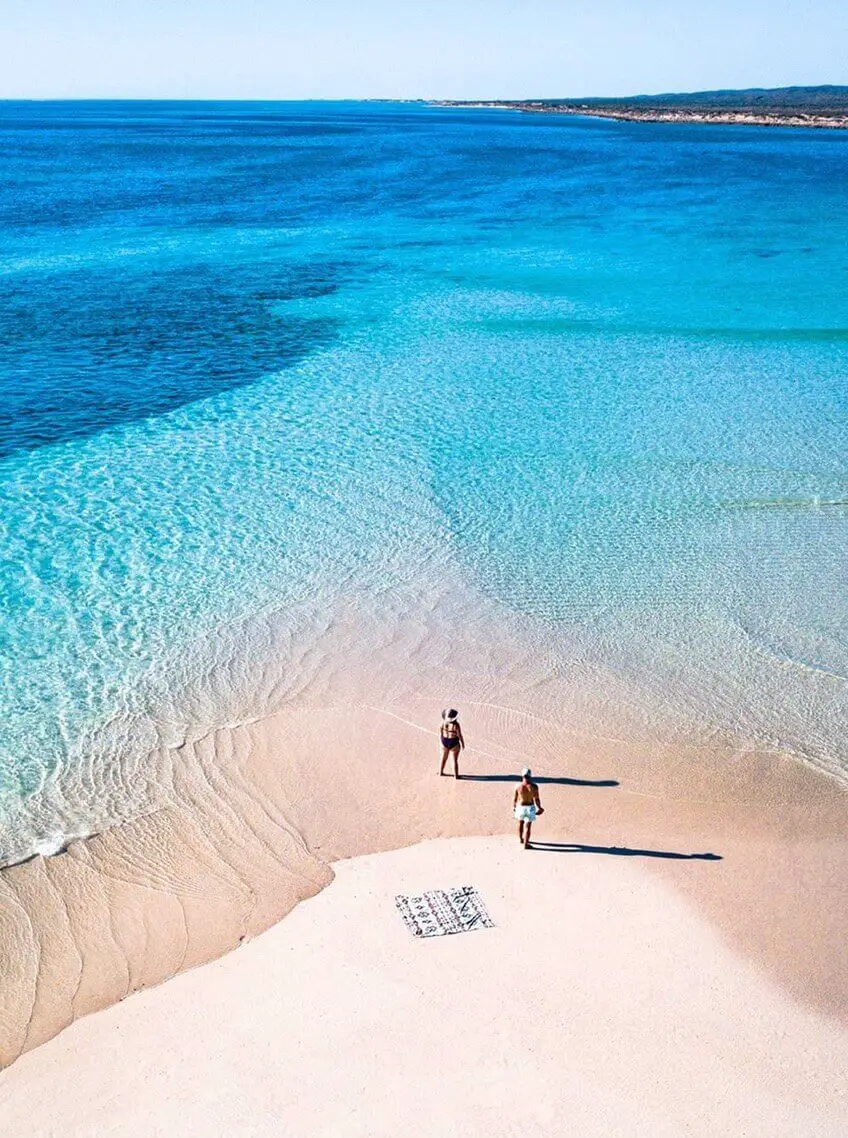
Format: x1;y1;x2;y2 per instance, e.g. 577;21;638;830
2;681;847;1081
4;833;847;1137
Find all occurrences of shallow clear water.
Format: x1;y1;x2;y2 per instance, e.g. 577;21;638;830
1;101;847;861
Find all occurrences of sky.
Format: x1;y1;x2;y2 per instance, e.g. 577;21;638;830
2;0;847;100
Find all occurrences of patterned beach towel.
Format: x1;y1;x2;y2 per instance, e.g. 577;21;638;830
395;886;495;938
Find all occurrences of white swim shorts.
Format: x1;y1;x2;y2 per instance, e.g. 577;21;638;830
514;803;537;824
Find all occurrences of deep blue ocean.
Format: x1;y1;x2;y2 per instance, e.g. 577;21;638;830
1;101;847;862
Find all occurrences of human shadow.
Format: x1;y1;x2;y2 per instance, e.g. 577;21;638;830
529;842;722;861
460;774;618;788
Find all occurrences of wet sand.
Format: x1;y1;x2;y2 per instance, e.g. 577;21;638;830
1;692;846;1080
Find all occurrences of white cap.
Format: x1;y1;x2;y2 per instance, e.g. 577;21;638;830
521;767;531;777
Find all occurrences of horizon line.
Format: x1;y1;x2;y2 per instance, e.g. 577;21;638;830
2;83;848;105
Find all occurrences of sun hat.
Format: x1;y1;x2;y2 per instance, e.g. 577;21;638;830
443;708;459;721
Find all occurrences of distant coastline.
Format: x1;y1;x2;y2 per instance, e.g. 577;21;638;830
432;85;848;130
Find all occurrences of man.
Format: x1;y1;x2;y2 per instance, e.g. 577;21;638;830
513;767;543;849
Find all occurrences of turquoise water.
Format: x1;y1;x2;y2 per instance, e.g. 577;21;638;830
1;102;847;861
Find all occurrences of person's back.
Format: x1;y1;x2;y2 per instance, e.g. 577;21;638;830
441;719;460;744
516;779;537;805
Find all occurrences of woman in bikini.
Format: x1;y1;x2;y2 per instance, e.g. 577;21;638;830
439;708;465;778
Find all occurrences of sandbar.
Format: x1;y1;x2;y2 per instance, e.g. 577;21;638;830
3;833;847;1136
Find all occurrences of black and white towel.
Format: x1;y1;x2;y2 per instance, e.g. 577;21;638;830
395;886;495;938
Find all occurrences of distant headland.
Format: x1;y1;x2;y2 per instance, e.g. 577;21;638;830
433;86;848;129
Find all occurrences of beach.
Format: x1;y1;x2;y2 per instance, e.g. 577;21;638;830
2;684;847;1125
3;797;847;1135
1;101;847;1131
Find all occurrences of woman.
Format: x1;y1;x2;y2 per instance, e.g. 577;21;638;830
439;708;465;778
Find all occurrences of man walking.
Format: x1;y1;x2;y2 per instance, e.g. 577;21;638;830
513;767;543;849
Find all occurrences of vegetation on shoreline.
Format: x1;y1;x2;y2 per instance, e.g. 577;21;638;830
434;86;848;128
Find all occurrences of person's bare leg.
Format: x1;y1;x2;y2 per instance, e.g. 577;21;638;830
517;821;525;844
453;749;460;779
524;822;532;849
440;747;449;776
